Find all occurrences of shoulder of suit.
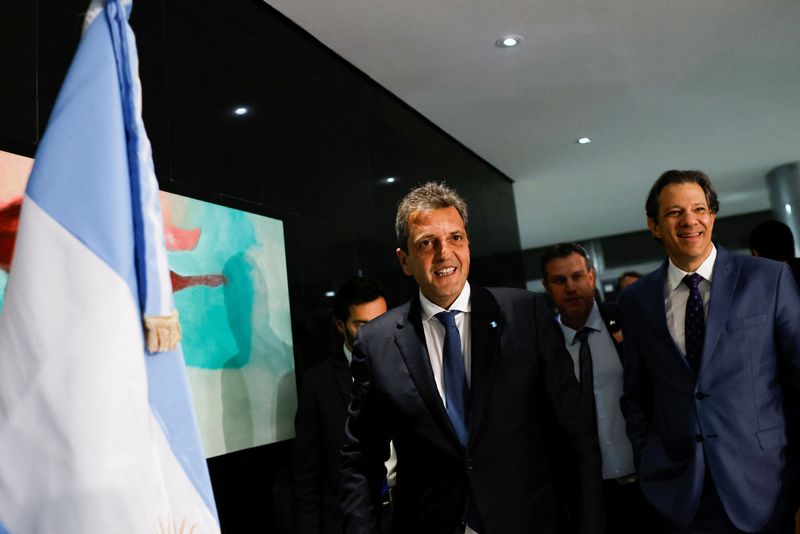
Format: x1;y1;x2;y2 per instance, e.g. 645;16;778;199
730;249;785;274
485;286;539;303
357;299;413;336
302;354;346;383
617;268;661;306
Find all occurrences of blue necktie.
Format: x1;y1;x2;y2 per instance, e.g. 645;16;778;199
435;310;469;448
683;273;705;374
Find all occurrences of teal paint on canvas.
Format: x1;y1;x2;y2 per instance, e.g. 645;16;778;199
162;191;297;455
163;192;294;370
0;272;7;310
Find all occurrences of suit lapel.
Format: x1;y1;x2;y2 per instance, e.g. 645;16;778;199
466;286;502;448
646;261;695;376
700;247;738;376
394;298;463;449
332;353;352;406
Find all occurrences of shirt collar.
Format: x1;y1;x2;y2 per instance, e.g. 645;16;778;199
342;343;352;364
666;244;717;291
419;281;471;322
557;300;602;346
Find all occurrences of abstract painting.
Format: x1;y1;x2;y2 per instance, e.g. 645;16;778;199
0;150;297;457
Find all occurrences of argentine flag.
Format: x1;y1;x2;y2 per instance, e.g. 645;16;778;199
0;1;219;532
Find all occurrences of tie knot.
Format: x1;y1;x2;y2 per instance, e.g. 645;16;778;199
683;273;703;291
575;328;591;343
435;310;460;328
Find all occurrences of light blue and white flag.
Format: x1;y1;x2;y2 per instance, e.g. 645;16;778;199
0;1;220;532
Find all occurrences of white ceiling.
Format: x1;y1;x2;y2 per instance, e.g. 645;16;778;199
265;0;800;249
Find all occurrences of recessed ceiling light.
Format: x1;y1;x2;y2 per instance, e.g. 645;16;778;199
234;107;248;116
577;137;592;144
384;176;396;184
495;34;524;48
325;290;336;298
786;204;793;215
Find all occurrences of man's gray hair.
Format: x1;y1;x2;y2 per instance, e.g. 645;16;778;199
395;182;469;251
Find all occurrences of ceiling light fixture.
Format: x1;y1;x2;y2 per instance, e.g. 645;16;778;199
577;137;592;144
325;290;336;298
495;34;524;48
234;107;248;116
384;176;396;184
786;204;793;215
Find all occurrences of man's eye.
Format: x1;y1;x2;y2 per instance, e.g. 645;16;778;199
419;240;431;248
695;207;707;213
452;234;462;241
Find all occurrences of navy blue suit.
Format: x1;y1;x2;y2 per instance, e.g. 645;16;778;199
340;286;604;534
619;246;800;531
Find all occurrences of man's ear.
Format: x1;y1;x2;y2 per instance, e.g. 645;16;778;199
335;319;346;336
588;268;596;286
647;218;661;239
396;248;412;276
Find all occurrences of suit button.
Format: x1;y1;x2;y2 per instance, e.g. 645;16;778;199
695;434;704;442
695;392;709;400
465;457;474;470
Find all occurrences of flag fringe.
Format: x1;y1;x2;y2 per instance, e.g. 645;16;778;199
144;309;182;352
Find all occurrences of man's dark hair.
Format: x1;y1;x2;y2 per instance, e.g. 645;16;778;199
645;170;720;222
333;277;386;322
617;271;642;287
395;181;468;252
749;220;796;262
540;243;593;280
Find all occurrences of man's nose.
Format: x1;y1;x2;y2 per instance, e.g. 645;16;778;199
679;211;696;226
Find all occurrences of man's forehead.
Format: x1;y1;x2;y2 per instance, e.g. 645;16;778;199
408;207;466;230
658;184;708;205
549;253;589;271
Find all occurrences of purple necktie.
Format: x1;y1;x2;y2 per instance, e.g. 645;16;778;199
683;273;705;374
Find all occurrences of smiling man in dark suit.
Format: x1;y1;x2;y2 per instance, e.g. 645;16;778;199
619;170;800;533
340;182;603;534
293;277;388;534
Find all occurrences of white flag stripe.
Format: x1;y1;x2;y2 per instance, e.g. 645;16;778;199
0;197;215;532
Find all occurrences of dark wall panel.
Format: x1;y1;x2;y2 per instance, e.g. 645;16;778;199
0;0;37;152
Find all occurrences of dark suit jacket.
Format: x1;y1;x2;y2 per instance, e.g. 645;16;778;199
293;351;352;534
619;247;800;531
340;286;604;534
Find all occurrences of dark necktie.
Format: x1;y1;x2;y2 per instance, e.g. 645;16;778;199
435;310;469;448
574;328;595;405
683;273;705;374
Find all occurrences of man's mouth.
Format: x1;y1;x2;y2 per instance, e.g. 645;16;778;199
679;231;703;239
435;267;456;277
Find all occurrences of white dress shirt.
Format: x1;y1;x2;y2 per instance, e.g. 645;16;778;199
664;245;716;356
419;282;476;534
419;282;473;400
557;302;635;479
